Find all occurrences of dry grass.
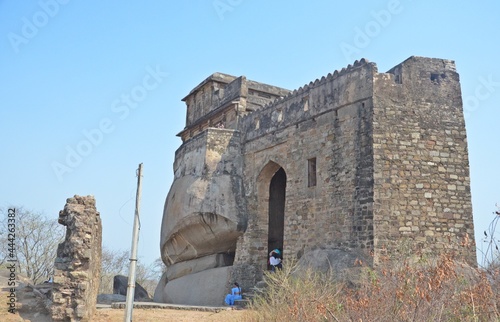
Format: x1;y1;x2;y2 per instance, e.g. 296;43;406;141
245;260;345;322
244;253;500;322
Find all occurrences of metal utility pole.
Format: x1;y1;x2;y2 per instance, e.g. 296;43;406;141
124;163;143;322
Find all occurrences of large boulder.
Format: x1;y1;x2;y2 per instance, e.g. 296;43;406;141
165;253;234;281
156;266;232;306
158;129;246;305
113;275;150;301
153;272;168;303
161;177;245;264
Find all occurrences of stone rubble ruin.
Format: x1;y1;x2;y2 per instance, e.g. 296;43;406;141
50;195;102;322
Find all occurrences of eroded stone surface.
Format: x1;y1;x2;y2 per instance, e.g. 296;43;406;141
161;266;232;306
165;253;234;281
50;195;102;322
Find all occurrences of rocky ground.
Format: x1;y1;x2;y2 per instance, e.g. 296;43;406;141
1;268;247;321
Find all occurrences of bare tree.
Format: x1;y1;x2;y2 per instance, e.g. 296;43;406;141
99;247;128;294
0;207;64;284
482;205;500;270
135;258;164;296
98;246;164;296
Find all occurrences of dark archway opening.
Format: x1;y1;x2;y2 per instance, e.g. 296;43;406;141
268;167;286;261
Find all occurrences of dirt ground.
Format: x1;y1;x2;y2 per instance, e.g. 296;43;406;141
1;288;248;322
93;307;247;322
0;268;249;322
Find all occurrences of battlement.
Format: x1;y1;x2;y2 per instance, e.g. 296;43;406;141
262;58;375;111
178;72;290;142
177;59;378;143
178;56;463;144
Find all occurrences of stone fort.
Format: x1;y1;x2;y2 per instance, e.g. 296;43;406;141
155;56;476;306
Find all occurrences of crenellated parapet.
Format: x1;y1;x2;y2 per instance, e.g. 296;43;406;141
261;58;374;111
240;58;376;143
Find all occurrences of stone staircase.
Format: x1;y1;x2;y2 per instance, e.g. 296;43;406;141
234;280;267;308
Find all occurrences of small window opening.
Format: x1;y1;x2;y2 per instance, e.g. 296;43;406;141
308;158;317;187
430;73;440;84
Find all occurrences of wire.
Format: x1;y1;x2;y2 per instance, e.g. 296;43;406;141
118;187;136;225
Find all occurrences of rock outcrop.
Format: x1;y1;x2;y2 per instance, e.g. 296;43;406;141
50;195;102;322
113;274;150;301
157;129;246;305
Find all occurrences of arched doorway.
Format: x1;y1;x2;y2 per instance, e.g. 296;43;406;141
268;167;286;258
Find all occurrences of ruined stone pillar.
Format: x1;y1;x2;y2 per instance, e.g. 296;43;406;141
51;195;102;322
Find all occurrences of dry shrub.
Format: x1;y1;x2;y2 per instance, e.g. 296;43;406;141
244;258;345;322
346;253;499;322
243;254;500;322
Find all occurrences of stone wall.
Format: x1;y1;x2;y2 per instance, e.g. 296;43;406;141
372;56;475;265
233;60;377;287
51;195;102;322
179;73;291;143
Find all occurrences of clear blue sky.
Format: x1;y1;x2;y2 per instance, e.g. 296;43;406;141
1;1;499;267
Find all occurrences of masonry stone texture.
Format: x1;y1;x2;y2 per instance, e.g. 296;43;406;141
157;56;476;305
51;195;102;321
